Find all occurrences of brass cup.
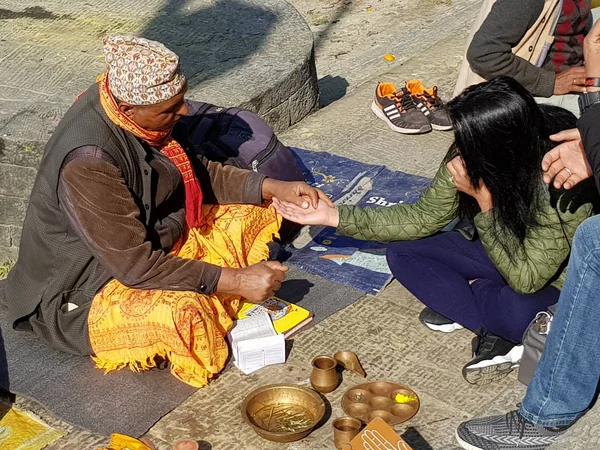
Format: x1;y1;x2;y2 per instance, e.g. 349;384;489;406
332;416;362;449
310;356;340;393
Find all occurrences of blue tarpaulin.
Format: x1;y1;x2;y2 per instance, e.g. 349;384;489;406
287;149;431;294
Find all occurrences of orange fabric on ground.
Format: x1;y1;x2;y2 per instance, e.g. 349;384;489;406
88;203;281;387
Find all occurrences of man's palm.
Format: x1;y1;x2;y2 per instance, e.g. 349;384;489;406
543;129;592;189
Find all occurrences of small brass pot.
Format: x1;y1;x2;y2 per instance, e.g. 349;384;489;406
332;416;362;449
310;355;340;393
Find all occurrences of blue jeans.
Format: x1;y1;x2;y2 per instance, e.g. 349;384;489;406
521;215;600;427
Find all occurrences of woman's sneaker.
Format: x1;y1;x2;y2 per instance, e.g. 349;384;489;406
462;333;523;385
456;410;568;450
419;307;464;333
371;82;432;134
406;80;453;131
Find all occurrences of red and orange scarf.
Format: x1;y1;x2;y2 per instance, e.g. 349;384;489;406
96;73;203;228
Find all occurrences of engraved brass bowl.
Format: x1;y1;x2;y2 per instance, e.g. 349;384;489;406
241;384;326;442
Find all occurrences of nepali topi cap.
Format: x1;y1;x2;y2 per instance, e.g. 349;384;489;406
103;35;186;106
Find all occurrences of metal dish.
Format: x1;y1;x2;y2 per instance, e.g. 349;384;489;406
241;384;326;442
341;381;419;425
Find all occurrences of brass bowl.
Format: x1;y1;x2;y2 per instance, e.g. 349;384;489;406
241;384;326;442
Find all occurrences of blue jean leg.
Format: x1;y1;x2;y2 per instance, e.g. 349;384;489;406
521;215;600;427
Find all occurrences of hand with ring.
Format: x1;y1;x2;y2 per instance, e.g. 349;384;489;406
542;128;593;189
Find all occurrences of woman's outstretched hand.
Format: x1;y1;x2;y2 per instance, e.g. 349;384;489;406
273;197;340;227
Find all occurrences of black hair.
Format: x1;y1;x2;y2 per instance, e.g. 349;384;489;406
446;76;576;253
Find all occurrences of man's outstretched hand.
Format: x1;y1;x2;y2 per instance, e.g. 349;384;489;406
542;128;592;189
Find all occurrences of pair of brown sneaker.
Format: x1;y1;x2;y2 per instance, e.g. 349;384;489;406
371;80;452;134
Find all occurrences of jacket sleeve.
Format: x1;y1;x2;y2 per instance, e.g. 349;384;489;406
336;162;459;242
466;0;556;97
474;187;593;294
58;155;222;294
578;103;600;193
193;153;266;205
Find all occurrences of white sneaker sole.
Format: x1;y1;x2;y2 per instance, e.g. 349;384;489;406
431;123;453;131
371;101;431;134
463;345;523;385
423;321;464;333
455;430;483;450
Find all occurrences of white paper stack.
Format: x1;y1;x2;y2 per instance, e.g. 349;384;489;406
228;312;286;374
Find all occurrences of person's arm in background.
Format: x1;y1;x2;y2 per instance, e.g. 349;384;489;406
467;0;586;97
542;19;600;189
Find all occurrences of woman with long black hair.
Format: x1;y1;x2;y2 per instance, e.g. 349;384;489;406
274;76;596;384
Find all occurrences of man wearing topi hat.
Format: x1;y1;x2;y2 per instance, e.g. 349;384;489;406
4;36;330;387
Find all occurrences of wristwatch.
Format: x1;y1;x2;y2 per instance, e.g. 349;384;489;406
578;91;600;115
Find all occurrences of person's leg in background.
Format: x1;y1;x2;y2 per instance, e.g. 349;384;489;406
455;215;600;450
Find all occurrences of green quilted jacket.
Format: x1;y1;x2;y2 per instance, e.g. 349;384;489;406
337;162;595;294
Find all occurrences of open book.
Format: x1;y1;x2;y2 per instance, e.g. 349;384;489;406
236;297;313;339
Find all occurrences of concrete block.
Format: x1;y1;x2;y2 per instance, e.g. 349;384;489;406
261;101;292;134
0;246;18;261
0;138;45;168
10;226;22;248
0;164;37;198
0;196;28;227
289;74;320;126
0;225;11;248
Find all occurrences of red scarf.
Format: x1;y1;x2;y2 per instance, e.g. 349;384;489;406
97;73;202;228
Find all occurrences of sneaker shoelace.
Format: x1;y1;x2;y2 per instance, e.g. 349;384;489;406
419;88;443;110
506;410;528;439
391;89;416;112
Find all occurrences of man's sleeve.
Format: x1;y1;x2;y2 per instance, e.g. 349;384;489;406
578;103;600;192
193;154;266;205
466;0;556;97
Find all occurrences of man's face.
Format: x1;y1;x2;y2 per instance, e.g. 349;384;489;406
118;84;189;132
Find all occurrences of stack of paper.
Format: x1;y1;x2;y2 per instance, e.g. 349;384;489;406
228;312;286;374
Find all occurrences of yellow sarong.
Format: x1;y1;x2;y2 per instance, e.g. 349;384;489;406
88;203;281;387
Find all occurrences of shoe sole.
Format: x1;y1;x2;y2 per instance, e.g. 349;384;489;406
463;345;523;385
431;123;453;131
371;101;431;134
455;430;484;450
421;321;464;333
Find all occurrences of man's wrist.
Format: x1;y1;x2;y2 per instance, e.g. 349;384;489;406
261;178;276;200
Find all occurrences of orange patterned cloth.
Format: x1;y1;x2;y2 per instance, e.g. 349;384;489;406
97;72;203;228
88;204;281;387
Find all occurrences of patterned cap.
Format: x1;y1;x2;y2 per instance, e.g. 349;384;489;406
103;35;186;105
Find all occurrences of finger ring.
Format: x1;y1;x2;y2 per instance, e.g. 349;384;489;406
565;168;572;175
573;78;577;85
